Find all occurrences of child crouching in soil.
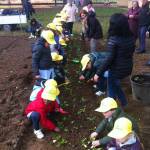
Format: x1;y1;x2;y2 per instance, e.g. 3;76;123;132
25;81;68;139
79;52;109;96
90;97;139;149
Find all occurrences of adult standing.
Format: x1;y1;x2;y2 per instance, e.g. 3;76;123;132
127;0;140;41
21;0;35;20
61;0;78;35
82;1;95;13
86;11;103;52
136;0;150;53
93;13;135;106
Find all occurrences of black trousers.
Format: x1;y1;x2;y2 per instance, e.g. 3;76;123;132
66;22;73;34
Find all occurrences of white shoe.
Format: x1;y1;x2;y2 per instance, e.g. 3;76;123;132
28;34;34;39
34;129;44;139
93;84;97;89
95;91;105;96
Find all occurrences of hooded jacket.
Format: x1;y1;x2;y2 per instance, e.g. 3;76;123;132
25;89;60;130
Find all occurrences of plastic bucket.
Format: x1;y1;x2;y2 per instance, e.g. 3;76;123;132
131;74;150;104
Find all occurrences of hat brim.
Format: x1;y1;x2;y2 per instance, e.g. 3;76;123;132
47;39;56;45
108;129;131;139
41;92;56;101
95;106;110;113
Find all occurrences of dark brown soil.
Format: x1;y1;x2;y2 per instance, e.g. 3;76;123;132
0;35;150;150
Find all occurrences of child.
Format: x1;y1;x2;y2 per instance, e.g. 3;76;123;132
107;117;144;150
28;18;42;38
29;79;60;104
25;83;68;139
79;52;109;96
51;52;67;85
90;97;139;148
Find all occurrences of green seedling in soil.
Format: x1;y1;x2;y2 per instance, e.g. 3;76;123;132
52;134;68;147
77;107;86;115
86;116;97;122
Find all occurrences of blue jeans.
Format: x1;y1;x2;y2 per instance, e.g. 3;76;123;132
107;71;127;106
139;26;148;52
28;112;40;130
39;68;55;80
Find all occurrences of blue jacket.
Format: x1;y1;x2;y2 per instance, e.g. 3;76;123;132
97;36;135;79
32;37;53;76
81;51;110;79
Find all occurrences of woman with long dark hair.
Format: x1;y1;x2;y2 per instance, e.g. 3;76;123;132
94;13;135;106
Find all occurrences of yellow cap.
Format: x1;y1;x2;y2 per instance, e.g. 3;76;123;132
41;30;56;45
44;79;58;87
47;23;57;30
108;117;132;139
41;86;60;101
56;26;63;33
95;97;118;113
59;38;67;46
81;54;90;71
60;12;68;22
53;18;62;26
51;52;63;61
56;13;62;17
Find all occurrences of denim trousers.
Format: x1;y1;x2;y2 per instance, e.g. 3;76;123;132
39;68;55;80
139;26;148;51
107;71;127;106
28;111;40;130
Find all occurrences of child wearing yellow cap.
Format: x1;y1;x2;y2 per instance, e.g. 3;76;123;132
25;80;68;139
90;97;139;148
106;117;143;150
79;52;109;96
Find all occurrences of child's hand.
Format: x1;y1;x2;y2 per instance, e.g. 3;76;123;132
58;108;69;115
79;75;85;80
93;74;99;82
146;31;149;38
90;132;98;141
91;140;100;148
54;127;60;132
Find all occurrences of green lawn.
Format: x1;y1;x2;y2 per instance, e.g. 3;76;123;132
0;7;127;37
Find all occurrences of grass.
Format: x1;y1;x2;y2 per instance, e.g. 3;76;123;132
0;7;126;37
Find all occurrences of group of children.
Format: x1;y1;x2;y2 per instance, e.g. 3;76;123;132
24;1;145;149
25;6;74;140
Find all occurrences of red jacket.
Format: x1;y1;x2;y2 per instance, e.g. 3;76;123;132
25;89;60;130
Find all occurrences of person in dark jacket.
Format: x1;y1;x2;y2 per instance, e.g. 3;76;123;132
93;13;135;106
107;117;143;150
32;30;56;80
21;0;35;20
79;52;110;96
86;11;103;52
126;0;140;41
90;97;139;148
135;0;150;53
28;18;42;38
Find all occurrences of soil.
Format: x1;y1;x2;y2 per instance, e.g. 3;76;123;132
0;33;150;150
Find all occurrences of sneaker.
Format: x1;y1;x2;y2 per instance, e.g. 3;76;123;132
28;34;35;39
93;84;97;89
34;129;44;139
95;91;105;96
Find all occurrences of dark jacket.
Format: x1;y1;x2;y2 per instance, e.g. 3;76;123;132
95;108;139;146
106;134;144;150
86;12;103;39
32;37;53;76
96;36;135;79
139;2;150;26
81;52;110;80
